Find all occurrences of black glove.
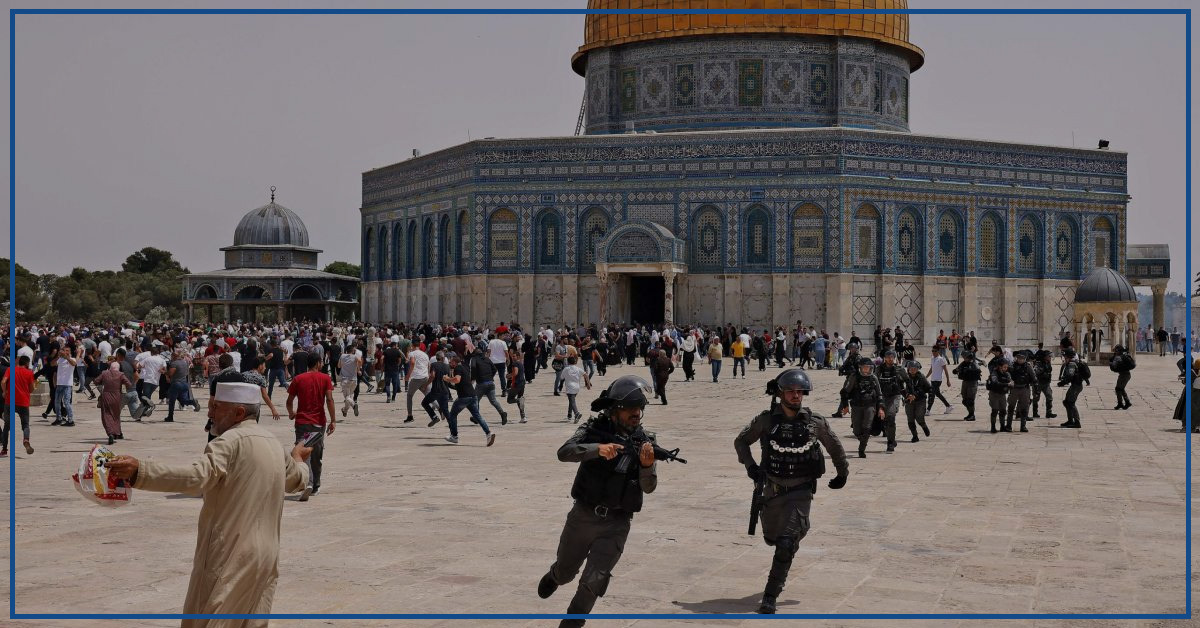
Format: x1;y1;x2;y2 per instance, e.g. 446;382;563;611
746;463;764;482
827;474;847;490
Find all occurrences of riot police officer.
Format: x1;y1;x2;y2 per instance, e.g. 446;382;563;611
1006;350;1037;432
538;375;659;628
1031;350;1057;419
986;359;1013;433
846;357;884;458
1109;345;1135;410
903;360;931;442
831;344;861;417
734;368;849;614
1058;347;1089;429
875;350;910;452
952;349;982;421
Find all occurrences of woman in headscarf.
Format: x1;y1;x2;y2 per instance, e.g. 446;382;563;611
1172;358;1200;433
97;356;133;445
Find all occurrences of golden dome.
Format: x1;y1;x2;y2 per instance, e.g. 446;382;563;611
573;0;924;75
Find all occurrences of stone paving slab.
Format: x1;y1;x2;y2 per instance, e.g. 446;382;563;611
1;354;1197;627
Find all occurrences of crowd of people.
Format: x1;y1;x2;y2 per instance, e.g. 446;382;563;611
1;316;1194;625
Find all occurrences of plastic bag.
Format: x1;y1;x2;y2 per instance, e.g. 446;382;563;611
71;444;132;507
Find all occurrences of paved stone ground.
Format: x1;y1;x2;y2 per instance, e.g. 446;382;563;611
1;353;1197;627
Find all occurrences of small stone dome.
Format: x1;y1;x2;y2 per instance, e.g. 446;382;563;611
1074;267;1137;303
232;201;310;247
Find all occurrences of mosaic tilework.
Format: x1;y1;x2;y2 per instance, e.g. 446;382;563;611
853;204;880;269
1017;217;1038;273
1092;216;1113;269
628;204;675;232
607;230;657;262
1054;218;1075;275
488;209;518;270
938;211;960;271
692;208;722;270
792;204;824;269
978;213;1001;273
438;215;451;275
738;60;763;107
580;208;609;270
585;37;908;134
537;211;562;268
897;209;920;270
423;218;435;278
392;224;404;280
745;206;770;266
406;222;416;279
1054;286;1077;334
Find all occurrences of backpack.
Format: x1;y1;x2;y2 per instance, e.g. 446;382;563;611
1077;360;1092;380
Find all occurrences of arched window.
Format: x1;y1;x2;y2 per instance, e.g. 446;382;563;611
1093;217;1114;269
405;221;416;279
791;203;824;269
580;208;609;271
744;205;770;266
1017;216;1041;273
391;223;403;280
363;228;375;280
690;206;723;271
853;204;881;269
896;208;921;271
937;211;962;271
455;211;467;274
438;214;451;276
978;212;1004;274
537;210;562;269
376;226;388;281
422;218;434;277
488;208;518;271
194;284;218;300
1054;218;1077;275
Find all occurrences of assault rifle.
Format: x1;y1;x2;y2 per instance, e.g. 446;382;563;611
582;426;687;464
748;477;764;536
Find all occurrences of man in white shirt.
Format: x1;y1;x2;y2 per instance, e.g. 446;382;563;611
97;335;113;361
337;344;363;417
925;346;954;414
137;346;169;415
405;346;431;424
52;345;79;426
487;334;510;393
280;335;295;376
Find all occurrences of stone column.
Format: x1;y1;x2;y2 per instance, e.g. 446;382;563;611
597;269;610;326
662;268;676;325
1152;284;1166;330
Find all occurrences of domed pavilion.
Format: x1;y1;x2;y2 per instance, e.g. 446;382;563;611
183;189;359;322
1071;266;1139;361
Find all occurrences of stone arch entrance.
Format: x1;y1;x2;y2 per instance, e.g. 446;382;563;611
594;220;686;325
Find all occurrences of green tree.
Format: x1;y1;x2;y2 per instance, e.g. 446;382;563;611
323;261;361;278
122;247;188;274
0;258;51;321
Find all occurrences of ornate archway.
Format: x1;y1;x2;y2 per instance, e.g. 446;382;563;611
594;220;686;325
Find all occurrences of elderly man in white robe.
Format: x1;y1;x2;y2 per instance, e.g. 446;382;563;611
108;382;312;628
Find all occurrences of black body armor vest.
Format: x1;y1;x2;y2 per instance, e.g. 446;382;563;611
570;417;647;512
759;411;826;480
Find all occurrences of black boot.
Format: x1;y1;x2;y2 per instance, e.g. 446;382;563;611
1002;411;1013;432
990;412;998;433
537;572;558;599
886;441;896;452
1046;409;1057;418
857;440;867;458
757;594;778;614
1019;414;1028;432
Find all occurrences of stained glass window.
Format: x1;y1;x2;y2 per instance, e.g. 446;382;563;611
938;212;960;270
538;211;562;268
581;208;609;270
406;222;416;278
745;206;770;266
791;203;823;269
488;209;517;271
979;214;1000;272
1018;217;1038;273
897;209;919;270
691;207;722;270
1055;219;1075;274
422;218;435;277
392;223;403;280
1093;217;1113;269
854;204;880;268
438;215;451;276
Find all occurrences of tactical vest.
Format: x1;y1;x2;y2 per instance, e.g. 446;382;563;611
569;417;647;513
1011;363;1035;387
986;371;1012;393
849;374;880;406
956;360;981;381
759;411;826;480
876;363;904;396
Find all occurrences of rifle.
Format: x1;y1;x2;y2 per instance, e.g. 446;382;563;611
748;477;764;536
582;426;687;464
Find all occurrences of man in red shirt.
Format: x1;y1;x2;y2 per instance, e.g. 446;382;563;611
2;355;37;456
286;356;335;501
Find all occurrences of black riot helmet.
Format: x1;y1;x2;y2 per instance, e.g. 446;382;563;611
905;360;922;371
590;375;654;412
858;356;874;374
765;368;813;397
1063;347;1076;358
1113;344;1126;354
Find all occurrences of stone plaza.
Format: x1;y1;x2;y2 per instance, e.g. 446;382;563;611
1;353;1194;627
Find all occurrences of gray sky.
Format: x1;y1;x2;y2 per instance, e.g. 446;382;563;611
2;1;1193;293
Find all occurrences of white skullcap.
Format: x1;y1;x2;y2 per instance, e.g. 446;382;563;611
214;382;261;405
